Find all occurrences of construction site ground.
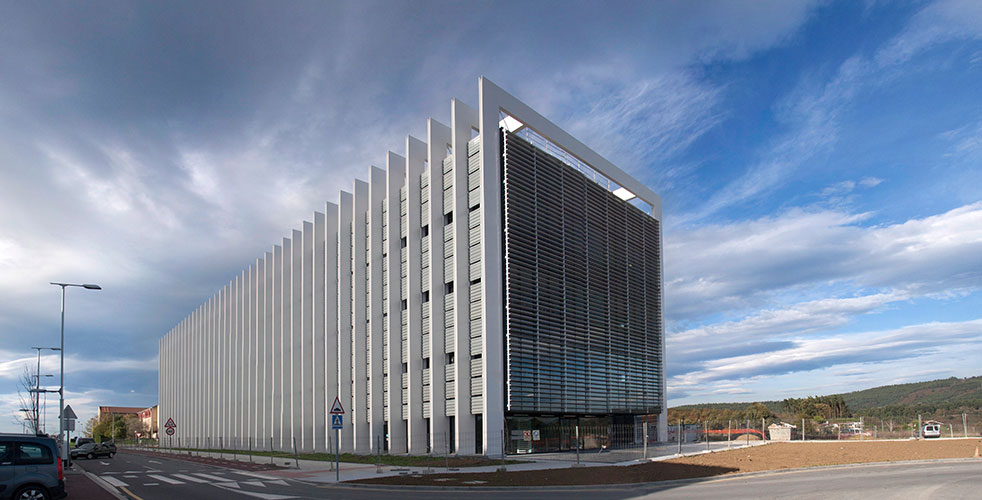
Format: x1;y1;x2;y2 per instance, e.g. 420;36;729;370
353;438;982;487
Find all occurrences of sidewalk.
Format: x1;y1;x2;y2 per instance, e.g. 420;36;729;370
123;440;770;484
64;466;121;500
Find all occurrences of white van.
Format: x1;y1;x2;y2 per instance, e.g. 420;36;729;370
922;423;942;438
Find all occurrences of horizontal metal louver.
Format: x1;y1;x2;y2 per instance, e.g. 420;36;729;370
470;395;483;414
469;188;480;209
445;399;456;416
470;357;482;377
445;381;455;399
502;130;664;415
445;327;455;352
470;378;482;396
445;364;455;381
422;401;431;418
422;367;431;386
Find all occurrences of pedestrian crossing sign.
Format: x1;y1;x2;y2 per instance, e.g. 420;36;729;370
331;414;343;430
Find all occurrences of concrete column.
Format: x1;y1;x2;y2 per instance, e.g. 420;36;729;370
352;180;370;452
301;222;315;452
385;152;407;454
405;135;427;454
271;244;283;449
280;237;293;449
324;202;339;451
264;251;274;449
337;192;354;452
451;98;477;454
426;118;451;455
244;266;253;448
291;229;303;451
232;275;241;445
367;166;386;452
478;78;505;456
241;270;249;447
255;258;265;445
312;211;327;453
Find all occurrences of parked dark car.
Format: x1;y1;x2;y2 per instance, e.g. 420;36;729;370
73;438;94;448
0;433;67;500
69;442;115;460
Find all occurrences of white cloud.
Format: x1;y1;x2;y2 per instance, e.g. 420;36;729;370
671;318;982;392
666;202;982;320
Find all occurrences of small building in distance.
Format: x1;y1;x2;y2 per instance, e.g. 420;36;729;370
97;406;146;421
138;405;158;439
768;422;796;441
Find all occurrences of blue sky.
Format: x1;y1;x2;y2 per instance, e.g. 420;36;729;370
2;0;981;431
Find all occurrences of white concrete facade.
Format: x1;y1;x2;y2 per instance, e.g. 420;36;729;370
159;78;667;456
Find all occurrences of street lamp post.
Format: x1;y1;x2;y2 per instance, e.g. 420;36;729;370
50;282;101;465
32;346;59;435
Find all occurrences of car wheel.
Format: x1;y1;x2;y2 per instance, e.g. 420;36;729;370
86;452;94;459
14;485;50;500
109;452;115;458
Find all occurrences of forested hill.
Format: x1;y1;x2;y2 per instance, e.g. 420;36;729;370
672;375;982;416
839;376;982;411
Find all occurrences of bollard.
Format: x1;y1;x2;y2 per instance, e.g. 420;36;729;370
270;437;274;466
445;431;450;471
249;437;253;463
376;436;382;474
293;437;300;469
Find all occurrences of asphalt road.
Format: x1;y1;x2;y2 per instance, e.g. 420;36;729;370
76;451;982;500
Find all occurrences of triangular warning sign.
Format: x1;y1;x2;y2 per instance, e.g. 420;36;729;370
329;396;345;414
165;417;176;428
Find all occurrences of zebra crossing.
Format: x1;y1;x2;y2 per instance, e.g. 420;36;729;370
100;469;290;489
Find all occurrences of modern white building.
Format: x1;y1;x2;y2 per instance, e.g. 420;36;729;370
158;77;666;457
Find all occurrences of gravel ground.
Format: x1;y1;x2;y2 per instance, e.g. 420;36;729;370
353;438;982;487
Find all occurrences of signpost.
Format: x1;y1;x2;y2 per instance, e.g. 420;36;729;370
164;417;177;437
62;406;77;466
330;396;344;482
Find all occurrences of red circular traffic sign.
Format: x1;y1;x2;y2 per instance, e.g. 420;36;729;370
165;427;175;436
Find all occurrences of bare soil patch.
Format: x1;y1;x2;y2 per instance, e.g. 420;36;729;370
353;439;982;487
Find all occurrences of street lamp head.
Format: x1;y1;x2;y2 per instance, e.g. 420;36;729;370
82;284;102;290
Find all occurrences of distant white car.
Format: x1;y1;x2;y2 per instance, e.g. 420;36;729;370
922;423;941;438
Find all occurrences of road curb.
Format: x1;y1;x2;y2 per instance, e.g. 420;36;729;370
79;468;129;500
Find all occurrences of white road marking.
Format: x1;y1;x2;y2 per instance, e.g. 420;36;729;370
148;460;162;464
217;482;240;488
171;474;209;483
100;461;110;465
228;491;297;500
124;470;143;474
101;476;128;487
148;474;185;484
234;471;278;480
266;479;288;486
143;483;159;486
193;473;230;482
124;475;137;478
242;480;266;487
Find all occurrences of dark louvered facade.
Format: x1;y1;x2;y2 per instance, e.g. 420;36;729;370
502;130;664;418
